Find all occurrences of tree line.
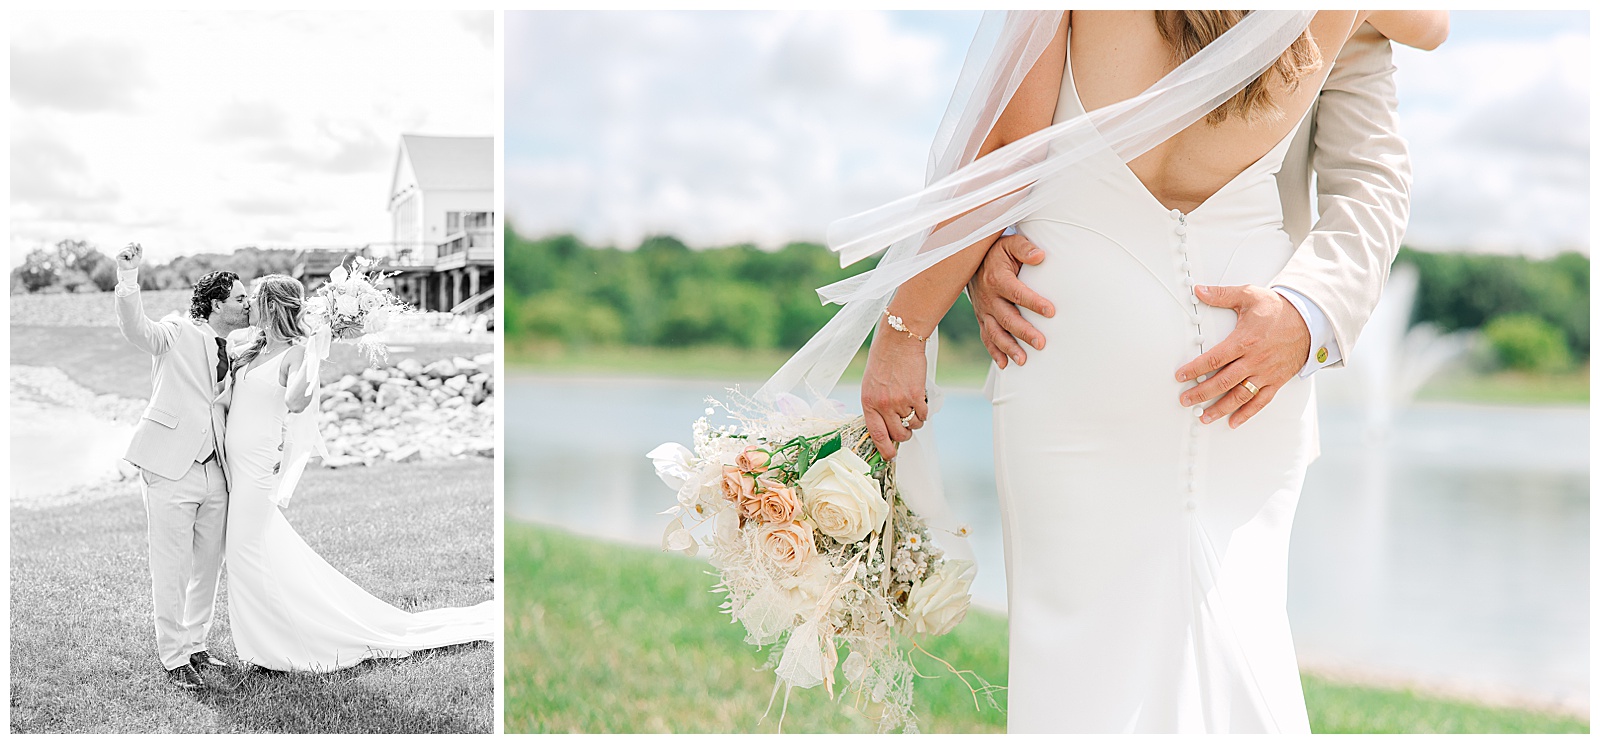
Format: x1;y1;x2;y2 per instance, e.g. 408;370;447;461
506;226;1590;373
11;239;299;294
503;229;985;352
18;233;1584;372
1398;247;1588;372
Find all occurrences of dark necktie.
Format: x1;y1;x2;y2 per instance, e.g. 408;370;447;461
215;337;228;383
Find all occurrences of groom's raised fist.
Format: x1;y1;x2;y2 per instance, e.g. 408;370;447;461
116;243;143;270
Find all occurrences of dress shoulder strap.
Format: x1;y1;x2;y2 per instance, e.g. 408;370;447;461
244;346;292;381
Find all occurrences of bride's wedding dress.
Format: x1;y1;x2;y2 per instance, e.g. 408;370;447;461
224;348;494;672
988;34;1318;733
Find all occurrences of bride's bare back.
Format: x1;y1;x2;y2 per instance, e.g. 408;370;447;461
985;10;1444;214
1071;11;1356;213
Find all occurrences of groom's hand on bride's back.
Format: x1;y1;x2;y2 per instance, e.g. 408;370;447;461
968;233;1055;368
1176;285;1311;429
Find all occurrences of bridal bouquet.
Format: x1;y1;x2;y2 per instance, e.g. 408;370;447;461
305;255;408;363
649;391;978;732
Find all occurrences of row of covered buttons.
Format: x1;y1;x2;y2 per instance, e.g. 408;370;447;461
1173;209;1205;401
1173;208;1201;512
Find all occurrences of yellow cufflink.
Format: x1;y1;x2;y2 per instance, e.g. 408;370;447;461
1316;347;1328;364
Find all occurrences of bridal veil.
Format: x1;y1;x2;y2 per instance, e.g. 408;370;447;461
755;10;1318;560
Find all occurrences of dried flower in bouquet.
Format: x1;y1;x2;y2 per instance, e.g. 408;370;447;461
304;255;409;364
648;390;987;732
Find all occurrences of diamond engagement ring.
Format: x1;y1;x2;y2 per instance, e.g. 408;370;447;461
900;413;917;428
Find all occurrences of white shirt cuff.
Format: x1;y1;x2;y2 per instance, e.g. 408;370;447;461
1273;286;1341;377
115;267;140;296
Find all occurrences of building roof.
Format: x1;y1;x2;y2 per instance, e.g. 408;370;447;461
391;134;493;195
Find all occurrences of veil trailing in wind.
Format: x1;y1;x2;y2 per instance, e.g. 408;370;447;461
754;10;1318;559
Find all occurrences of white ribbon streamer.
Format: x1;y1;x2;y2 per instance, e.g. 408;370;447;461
274;323;332;507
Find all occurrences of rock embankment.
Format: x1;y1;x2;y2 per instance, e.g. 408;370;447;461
317;352;494;467
12;290;495;469
11;365;146;422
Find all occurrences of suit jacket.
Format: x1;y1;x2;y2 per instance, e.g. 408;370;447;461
115;284;231;486
1273;24;1412;368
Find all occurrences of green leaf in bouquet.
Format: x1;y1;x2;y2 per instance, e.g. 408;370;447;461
814;435;842;462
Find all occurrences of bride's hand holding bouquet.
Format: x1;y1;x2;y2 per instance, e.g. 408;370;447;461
860;311;932;461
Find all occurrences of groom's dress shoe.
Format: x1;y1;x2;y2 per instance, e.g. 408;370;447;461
166;664;204;691
191;650;229;669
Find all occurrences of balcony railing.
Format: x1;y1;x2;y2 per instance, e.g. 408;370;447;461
439;228;493;259
294;231;492;278
370;243;436;268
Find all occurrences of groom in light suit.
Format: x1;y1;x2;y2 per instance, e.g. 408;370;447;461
114;243;249;690
970;24;1427;426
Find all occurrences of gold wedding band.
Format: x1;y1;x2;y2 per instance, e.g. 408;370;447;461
1240;380;1260;396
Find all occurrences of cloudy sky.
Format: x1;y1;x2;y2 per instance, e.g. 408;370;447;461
506;10;1589;257
10;10;494;266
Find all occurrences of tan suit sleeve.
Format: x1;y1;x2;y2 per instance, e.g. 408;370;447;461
1270;25;1412;369
114;272;179;356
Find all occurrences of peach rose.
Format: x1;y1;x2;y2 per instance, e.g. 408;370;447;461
721;466;756;505
736;446;772;474
739;491;764;523
761;521;817;573
755;480;801;524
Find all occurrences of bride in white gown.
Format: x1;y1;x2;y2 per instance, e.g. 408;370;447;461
223;275;494;672
851;11;1443;734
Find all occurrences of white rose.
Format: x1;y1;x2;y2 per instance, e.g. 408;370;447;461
334;293;360;318
359;291;384;311
364;305;392;333
904;559;976;636
799;449;886;544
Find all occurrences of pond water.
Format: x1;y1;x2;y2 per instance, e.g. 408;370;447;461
506;374;1589;710
10;396;133;502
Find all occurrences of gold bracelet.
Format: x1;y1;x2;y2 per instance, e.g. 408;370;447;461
883;309;928;343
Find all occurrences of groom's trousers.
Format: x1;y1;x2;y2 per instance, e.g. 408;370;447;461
139;458;228;671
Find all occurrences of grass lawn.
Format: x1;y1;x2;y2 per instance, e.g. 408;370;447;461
11;324;490;401
1415;365;1590;406
10;460;495;734
505;522;1588;734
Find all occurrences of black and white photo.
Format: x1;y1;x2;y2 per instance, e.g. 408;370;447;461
10;9;498;734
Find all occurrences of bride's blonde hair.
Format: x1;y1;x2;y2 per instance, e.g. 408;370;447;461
233;274;307;378
1155;10;1322;125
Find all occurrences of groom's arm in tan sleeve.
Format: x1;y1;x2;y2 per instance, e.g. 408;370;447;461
1170;26;1415;425
113;245;178;356
1270;25;1412;370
